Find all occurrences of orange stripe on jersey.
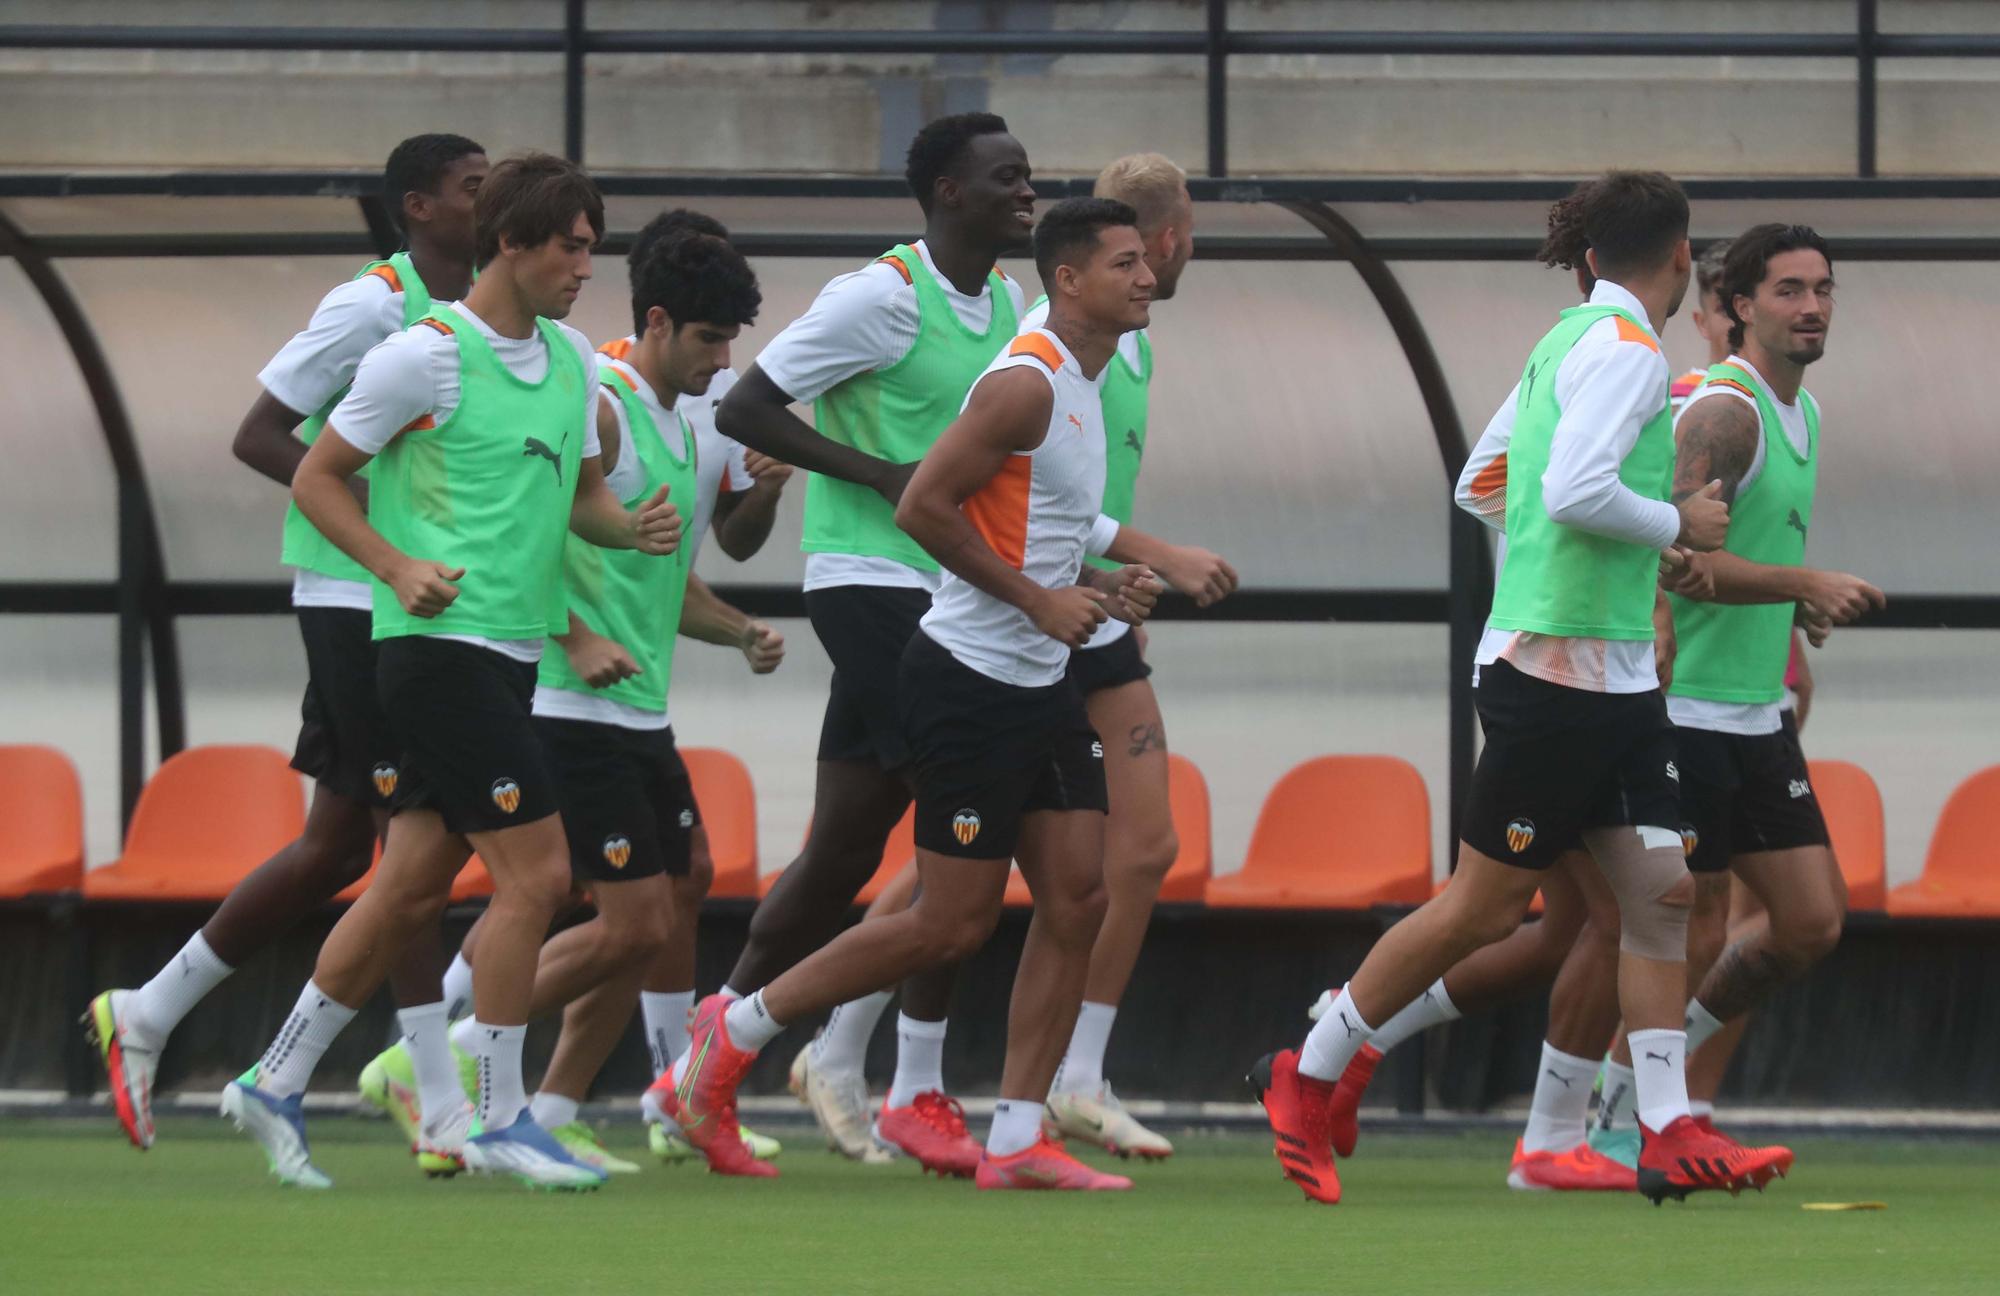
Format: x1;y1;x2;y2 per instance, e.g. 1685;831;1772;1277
1613;315;1660;353
398;415;437;435
878;252;914;285
1007;332;1065;373
598;336;634;361
604;365;639;394
363;263;404;293
417;317;454;336
1707;378;1758;401
963;454;1033;570
1467;453;1507;500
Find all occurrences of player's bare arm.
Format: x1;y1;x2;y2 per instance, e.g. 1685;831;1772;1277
294;424;459;616
569;452;681;555
679;573;785;673
711;451;791;561
551;611;641;688
1672;396;1758;507
718;364;913;505
895;366;1105;649
1103;522;1238;607
236;389;368;508
1670;548;1885;622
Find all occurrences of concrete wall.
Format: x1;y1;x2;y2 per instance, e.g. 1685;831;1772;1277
7;1;2000;174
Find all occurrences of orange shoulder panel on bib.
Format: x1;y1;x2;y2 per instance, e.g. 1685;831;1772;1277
363;263;403;293
878;252;915;285
1007;332;1065;373
416;317;455;337
598;336;634;361
1613;315;1661;352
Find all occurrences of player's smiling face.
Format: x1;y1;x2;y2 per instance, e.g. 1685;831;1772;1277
1744;247;1835;366
952;133;1037;251
1079;224;1155;332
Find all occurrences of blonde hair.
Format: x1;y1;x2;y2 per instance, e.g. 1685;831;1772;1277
1092;153;1189;235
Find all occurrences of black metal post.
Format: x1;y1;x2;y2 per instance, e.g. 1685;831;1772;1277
1857;0;1879;177
564;0;586;162
1206;0;1228;177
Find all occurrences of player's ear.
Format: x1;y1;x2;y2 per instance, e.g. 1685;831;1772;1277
401;188;429;228
645;304;671;338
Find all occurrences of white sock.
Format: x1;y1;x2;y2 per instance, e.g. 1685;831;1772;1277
641;990;695;1076
1521;1043;1598;1154
1684;998;1726;1054
396;1002;461;1126
127;930;234;1050
986;1097;1042;1158
1595;1060;1638;1133
887;1014;947;1109
1628;1028;1692;1132
1365;977;1460;1056
1053;1001;1117;1096
812;989;893;1078
530;1091;579;1130
1298;985;1375;1082
463;1020;528;1129
441;954;475;1022
255;981;356;1098
719;984;745;1001
1689;1099;1715;1120
722;989;785;1053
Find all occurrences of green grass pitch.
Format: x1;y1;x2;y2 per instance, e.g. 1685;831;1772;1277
4;1117;1996;1295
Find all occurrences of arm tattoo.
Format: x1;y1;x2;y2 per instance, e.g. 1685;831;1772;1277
1671;398;1758;506
1127;722;1166;758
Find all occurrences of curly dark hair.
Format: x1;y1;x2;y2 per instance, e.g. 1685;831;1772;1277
382;133;483;234
1032;197;1139;286
631;232;761;337
1718;223;1832;350
905;111;1011;213
1538;171;1689;279
628;208;732;296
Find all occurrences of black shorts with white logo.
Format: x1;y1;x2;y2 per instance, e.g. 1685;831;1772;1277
534;716;698;882
375;636;558;835
1673;712;1829;874
807;584;933;771
290;607;400;808
1066;626;1152;696
1462;659;1683;871
900;631;1107;861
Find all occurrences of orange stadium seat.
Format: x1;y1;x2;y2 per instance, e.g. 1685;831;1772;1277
1888;765;2000;918
1205;756;1431;910
683;747;758;898
1003;753;1214;906
1809;759;1886;911
0;745;85;897
83;745;304;902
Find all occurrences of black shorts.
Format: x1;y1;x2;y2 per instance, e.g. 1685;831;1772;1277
375;636;558;835
290;607;400;808
1462;660;1683;870
900;631;1107;860
807;584;932;771
1673;712;1829;873
534;717;698;882
1066;627;1152;696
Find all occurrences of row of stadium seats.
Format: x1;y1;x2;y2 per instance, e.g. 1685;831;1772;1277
2;742;1996;917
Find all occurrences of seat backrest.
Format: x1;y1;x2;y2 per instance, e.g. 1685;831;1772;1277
1242;755;1430;902
122;745;303;863
1158;753;1213;900
681;747;758;892
1807;759;1885;910
0;744;84;878
1921;764;2000;887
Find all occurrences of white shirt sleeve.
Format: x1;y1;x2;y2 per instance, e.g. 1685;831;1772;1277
702;370;756;490
256;274;401;416
1542;325;1682;550
596;387;647;499
326;327;447;456
1087;513;1121;558
751;262;920;404
554;323;603;459
1456;381;1518;532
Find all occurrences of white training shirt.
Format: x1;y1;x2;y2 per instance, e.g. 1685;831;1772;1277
753;238;1029;594
258;267;413;611
1468;280;1679;694
327;302;602;663
1665;353;1818;737
921;328;1110;688
1020;296;1140;652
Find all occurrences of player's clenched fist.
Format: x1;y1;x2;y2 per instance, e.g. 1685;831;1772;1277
632;483;682;555
389;558;463;618
1107;565;1165;625
1030;585;1110;649
740;620;785;675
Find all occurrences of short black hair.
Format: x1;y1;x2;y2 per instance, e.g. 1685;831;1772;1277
1719;223;1833;349
1538;171;1689;279
629;207;732;293
905;112;1010;214
473;152;604;268
631;232;762;337
382;133;483;234
1032;197;1139;286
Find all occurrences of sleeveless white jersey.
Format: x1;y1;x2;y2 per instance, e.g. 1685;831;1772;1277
921;327;1109;688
